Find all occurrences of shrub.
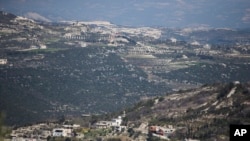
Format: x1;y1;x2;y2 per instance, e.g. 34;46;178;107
217;82;234;100
159;97;164;102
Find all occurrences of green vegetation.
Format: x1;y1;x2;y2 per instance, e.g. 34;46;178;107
154;61;250;84
106;138;121;141
0;47;169;125
1;11;250;141
217;82;234;100
0;113;4;141
25;47;69;53
44;38;60;44
84;128;112;139
124;82;250;140
47;136;83;141
0;113;11;141
158;97;164;102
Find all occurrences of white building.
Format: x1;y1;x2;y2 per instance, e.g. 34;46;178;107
95;121;113;129
39;44;47;49
170;37;177;43
111;116;122;126
0;59;7;65
95;116;123;129
62;124;81;129
52;128;72;137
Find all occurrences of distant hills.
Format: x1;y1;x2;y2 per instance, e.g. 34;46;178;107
0;11;250;127
0;11;16;24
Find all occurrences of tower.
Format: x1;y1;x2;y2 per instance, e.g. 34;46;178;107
122;111;126;118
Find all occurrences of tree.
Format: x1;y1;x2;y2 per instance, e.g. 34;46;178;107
127;128;135;137
59;115;66;124
90;115;98;125
0;113;6;141
107;138;121;141
159;97;164;102
145;99;154;107
65;137;71;141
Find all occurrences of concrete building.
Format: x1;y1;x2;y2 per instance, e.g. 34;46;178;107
95;121;113;129
111;116;122;126
52;128;72;137
149;125;176;138
95;116;123;129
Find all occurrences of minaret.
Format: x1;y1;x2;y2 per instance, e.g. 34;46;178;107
122;111;126;118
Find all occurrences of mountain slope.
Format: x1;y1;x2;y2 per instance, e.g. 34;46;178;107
1;11;250;130
0;11;169;125
0;11;16;24
0;47;169;125
124;82;250;140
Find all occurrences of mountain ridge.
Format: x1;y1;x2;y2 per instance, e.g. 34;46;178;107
1;11;250;130
123;82;250;140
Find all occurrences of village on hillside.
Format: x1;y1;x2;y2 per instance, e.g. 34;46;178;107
1;11;250;141
6;108;201;141
4;108;181;141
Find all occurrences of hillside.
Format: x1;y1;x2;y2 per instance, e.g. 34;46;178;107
0;11;169;125
0;11;16;24
0;47;170;125
1;11;250;128
124;82;250;140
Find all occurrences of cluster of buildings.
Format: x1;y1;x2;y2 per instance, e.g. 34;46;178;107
9;113;127;141
10;123;82;141
52;124;81;137
8;111;194;140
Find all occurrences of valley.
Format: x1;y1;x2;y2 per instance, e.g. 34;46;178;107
0;10;250;130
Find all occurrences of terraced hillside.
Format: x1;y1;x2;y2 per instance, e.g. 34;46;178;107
124;82;250;140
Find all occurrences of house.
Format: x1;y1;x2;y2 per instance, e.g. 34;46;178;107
111;116;122;126
0;59;7;65
52;128;72;137
62;124;81;129
95;116;123;129
39;44;47;49
149;125;176;138
95;121;113;129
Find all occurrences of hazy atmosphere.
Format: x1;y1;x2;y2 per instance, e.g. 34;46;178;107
1;0;250;141
1;0;250;28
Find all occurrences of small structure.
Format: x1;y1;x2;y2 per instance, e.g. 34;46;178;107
94;116;124;130
95;121;113;129
170;37;177;43
39;44;47;49
111;116;122;126
52;128;72;137
114;125;127;132
82;114;91;117
0;59;7;65
62;124;81;129
149;125;176;139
